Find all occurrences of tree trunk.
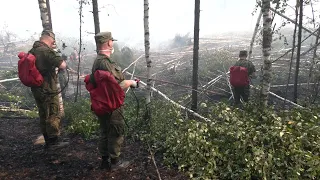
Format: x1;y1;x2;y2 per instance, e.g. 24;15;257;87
75;0;83;102
144;0;152;121
293;0;303;103
92;0;100;35
306;27;320;104
283;1;298;107
46;0;52;29
38;0;52;30
191;0;200;112
260;0;273;106
38;0;64;116
248;10;262;61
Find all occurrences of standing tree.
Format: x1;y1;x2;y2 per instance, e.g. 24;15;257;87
92;0;100;35
248;10;262;60
74;0;84;102
191;0;200;112
293;0;304;103
38;0;64;116
306;27;320;105
260;0;273;106
284;0;299;107
38;0;52;30
144;0;152;122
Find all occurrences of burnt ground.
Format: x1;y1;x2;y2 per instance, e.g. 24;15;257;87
0;116;187;180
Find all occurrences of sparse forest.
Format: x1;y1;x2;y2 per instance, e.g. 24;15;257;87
0;0;320;179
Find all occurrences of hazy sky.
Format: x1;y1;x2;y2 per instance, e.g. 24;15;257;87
0;0;318;47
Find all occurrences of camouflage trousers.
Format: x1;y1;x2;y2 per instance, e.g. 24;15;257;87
98;109;125;159
32;88;61;138
233;86;250;105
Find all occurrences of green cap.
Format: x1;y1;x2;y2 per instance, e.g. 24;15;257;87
239;50;248;57
41;30;55;40
94;31;117;44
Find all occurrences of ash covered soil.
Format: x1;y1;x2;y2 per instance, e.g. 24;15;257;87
0;117;186;180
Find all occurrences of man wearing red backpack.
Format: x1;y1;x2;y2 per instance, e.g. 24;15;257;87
90;31;139;171
29;30;69;149
229;50;256;105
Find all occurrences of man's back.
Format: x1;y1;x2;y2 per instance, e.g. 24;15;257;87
234;59;256;77
30;41;62;93
91;54;124;83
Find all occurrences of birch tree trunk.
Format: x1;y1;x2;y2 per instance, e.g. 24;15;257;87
260;0;273;106
248;10;262;60
293;0;303;103
144;0;152;120
191;0;200;112
38;0;52;30
38;0;64;117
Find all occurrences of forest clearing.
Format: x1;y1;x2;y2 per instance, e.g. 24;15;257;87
0;0;320;179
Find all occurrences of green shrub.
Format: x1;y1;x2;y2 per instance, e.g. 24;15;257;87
65;98;99;139
0;91;38;118
162;103;320;179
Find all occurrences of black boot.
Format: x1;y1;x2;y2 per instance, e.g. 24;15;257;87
43;133;49;142
100;156;111;170
45;136;69;150
110;157;130;171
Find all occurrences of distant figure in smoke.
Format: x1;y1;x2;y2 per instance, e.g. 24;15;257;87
229;50;256;105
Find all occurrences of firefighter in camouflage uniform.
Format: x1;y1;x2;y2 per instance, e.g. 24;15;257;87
91;31;139;171
30;30;69;149
232;50;256;105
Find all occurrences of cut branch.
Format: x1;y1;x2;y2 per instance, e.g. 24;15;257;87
268;7;315;35
272;27;320;63
248;9;262;60
126;72;211;122
122;54;144;73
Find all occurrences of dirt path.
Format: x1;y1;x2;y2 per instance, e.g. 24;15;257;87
0;117;186;180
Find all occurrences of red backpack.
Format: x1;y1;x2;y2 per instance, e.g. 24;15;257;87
229;66;249;87
84;70;125;116
17;52;44;87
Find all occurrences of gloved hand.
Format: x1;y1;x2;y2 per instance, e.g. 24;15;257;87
130;79;140;88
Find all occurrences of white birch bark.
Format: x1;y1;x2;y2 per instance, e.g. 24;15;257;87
38;0;51;30
260;0;273;106
144;0;152;104
38;0;64;116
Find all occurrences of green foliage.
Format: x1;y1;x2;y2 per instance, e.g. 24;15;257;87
23;109;38;118
2;69;18;79
125;97;320;179
199;50;233;76
170;33;192;48
65;98;99;139
170;50;234;88
0;91;21;102
0;91;38;118
162;103;320;179
111;44;134;68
